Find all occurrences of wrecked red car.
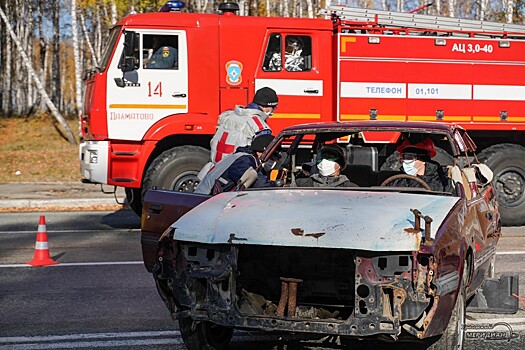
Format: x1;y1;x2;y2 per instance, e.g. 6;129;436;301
141;121;500;349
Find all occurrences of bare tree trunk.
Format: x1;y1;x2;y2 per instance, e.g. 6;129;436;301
306;0;313;18
397;0;404;12
448;0;455;17
505;0;515;23
110;1;117;25
52;0;61;107
26;1;34;111
239;0;247;15
434;0;441;15
79;11;99;66
0;5;3;114
95;7;102;64
36;0;47;110
0;5;77;144
1;2;11;115
478;0;488;20
284;0;289;17
14;0;23;115
71;0;83;119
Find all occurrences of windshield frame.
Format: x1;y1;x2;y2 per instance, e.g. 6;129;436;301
99;26;122;72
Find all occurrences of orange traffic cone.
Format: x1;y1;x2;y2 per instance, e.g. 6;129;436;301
27;216;59;267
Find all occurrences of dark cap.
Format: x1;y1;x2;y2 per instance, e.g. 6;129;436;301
251;133;274;152
253;87;278;107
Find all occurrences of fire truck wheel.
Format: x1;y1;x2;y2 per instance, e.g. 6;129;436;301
380;147;454;171
478;143;525;226
125;188;142;216
140;145;210;212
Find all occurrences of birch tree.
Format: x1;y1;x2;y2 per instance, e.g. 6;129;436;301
0;5;77;145
110;1;117;25
51;0;61;107
79;11;99;66
505;0;515;22
477;0;487;20
397;0;404;12
36;0;47;110
2;2;12;116
306;0;314;18
448;0;456;17
71;0;83;120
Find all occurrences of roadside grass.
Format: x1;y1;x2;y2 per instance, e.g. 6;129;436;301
0;116;80;182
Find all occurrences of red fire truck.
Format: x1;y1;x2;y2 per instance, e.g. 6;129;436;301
80;3;525;225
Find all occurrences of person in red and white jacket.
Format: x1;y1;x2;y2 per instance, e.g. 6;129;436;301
198;87;279;179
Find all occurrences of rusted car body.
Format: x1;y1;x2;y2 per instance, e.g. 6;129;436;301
141;121;500;349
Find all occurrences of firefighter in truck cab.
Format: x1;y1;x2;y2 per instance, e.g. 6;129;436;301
198;87;279;179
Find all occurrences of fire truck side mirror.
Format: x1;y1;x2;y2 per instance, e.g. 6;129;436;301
121;57;136;73
123;30;138;57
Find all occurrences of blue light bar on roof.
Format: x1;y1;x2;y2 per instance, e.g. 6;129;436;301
160;1;185;12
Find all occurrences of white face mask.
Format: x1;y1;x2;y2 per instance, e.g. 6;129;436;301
317;159;337;176
402;160;419;176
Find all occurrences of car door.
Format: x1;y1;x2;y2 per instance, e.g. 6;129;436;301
457;130;499;289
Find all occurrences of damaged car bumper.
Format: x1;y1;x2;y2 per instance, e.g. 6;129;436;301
154;233;452;339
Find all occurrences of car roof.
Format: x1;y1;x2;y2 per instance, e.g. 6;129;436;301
278;120;461;135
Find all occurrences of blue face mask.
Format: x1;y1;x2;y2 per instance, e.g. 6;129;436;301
402;160;418;176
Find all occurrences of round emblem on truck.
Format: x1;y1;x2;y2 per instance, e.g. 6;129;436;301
225;60;243;85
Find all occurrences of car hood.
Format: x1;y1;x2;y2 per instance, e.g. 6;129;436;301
171;189;460;251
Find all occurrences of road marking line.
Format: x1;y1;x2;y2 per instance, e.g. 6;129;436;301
467;317;525;324
0;261;143;268
0;338;183;350
0;331;180;343
0;331;286;349
0;229;140;234
496;251;525;255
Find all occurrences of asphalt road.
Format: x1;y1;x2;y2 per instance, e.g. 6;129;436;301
0;210;524;349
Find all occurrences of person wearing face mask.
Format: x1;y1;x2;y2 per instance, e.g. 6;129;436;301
388;138;452;192
295;144;358;188
198;87;279;179
209;87;278;164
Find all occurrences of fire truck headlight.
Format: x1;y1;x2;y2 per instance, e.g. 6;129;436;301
499;40;511;48
88;150;98;164
368;37;380;44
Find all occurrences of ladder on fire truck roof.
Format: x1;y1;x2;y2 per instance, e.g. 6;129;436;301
322;6;525;37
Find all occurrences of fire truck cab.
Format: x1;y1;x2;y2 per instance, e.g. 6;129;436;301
80;3;525;225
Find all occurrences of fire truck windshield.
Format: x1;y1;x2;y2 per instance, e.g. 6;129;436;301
99;26;121;72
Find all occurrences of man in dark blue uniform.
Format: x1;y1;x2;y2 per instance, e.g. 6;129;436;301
147;37;178;69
